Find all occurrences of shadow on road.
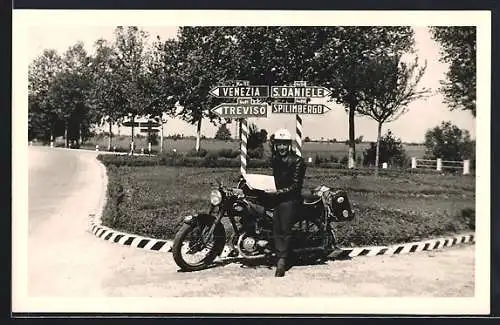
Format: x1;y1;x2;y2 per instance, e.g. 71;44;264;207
175;248;352;273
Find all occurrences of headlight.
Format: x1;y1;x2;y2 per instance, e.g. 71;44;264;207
210;189;222;206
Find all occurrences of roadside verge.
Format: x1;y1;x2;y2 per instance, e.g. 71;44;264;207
88;157;475;259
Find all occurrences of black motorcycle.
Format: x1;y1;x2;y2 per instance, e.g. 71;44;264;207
172;175;354;272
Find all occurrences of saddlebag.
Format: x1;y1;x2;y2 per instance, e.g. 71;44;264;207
323;189;355;222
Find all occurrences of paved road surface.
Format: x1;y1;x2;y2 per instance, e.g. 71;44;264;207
20;146;476;312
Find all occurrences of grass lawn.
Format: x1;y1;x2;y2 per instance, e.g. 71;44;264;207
102;164;475;247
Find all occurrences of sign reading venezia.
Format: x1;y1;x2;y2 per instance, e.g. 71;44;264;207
209;86;269;98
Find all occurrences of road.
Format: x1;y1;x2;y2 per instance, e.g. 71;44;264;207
17;146;477;313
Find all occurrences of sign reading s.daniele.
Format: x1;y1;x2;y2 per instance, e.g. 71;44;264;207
270;86;332;98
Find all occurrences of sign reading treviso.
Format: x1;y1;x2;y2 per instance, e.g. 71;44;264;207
209;83;332;118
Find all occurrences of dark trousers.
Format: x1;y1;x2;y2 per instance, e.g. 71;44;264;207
273;200;298;259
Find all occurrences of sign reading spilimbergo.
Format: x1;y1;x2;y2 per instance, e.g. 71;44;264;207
271;103;331;115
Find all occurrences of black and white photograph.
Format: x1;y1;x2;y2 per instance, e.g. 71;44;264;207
12;10;490;315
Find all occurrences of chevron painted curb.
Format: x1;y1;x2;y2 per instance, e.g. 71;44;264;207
90;222;174;252
90;218;474;260
331;233;475;259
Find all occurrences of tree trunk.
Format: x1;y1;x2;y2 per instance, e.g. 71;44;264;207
195;118;202;151
131;115;135;154
160;121;164;153
64;121;68;148
79;123;83;145
348;103;356;169
108;121;112;151
375;121;382;177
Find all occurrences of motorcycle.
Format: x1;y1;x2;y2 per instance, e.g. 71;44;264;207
172;174;354;272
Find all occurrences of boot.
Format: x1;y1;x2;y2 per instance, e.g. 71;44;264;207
275;258;286;277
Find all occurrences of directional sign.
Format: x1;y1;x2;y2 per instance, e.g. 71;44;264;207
209;86;269;98
211;103;268;118
139;121;161;128
140;128;160;133
270;86;332;98
122;121;140;127
271;103;331;115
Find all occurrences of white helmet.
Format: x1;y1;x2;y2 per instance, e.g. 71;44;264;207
273;128;292;142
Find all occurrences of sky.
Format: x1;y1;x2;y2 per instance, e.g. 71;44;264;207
27;25;476;143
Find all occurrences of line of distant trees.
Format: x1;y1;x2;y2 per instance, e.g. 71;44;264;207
29;26;476;173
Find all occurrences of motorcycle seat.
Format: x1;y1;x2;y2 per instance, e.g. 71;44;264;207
302;193;322;205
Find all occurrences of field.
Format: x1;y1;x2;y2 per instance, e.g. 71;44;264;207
77;134;427;161
101;163;475;248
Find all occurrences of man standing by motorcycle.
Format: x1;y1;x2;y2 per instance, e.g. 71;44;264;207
266;128;306;277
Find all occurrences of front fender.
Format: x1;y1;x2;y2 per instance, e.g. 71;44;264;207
182;213;215;226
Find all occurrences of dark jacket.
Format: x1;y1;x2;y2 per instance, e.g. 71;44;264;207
272;152;306;201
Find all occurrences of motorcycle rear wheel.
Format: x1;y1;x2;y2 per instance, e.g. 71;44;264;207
172;221;226;272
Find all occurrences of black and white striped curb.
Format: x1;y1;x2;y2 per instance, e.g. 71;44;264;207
89;219;474;260
90;222;174;253
332;233;475;259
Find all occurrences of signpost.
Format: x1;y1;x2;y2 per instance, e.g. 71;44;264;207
268;81;332;157
210;80;332;174
210;80;270;176
123;118;162;155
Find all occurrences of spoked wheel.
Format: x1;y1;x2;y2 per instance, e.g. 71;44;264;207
172;220;226;272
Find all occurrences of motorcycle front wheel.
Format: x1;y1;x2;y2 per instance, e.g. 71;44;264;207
172;221;226;272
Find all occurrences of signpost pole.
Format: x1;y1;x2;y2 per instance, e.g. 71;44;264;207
294;81;308;157
240;118;248;176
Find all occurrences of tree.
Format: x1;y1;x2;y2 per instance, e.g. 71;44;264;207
363;130;408;168
170;27;237;151
356;54;430;175
88;39;127;150
111;26;156;152
46;42;94;147
430;27;476;117
247;123;268;150
28;49;63;142
314;27;416;168
214;123;232;141
424;121;475;161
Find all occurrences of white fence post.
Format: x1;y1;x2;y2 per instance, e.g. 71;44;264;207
463;160;470;175
148;142;152;154
95;145;99;152
411;157;417;169
436;158;442;172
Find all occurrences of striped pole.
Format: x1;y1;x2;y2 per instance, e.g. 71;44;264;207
294;81;307;157
296;114;302;157
240;118;248;176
